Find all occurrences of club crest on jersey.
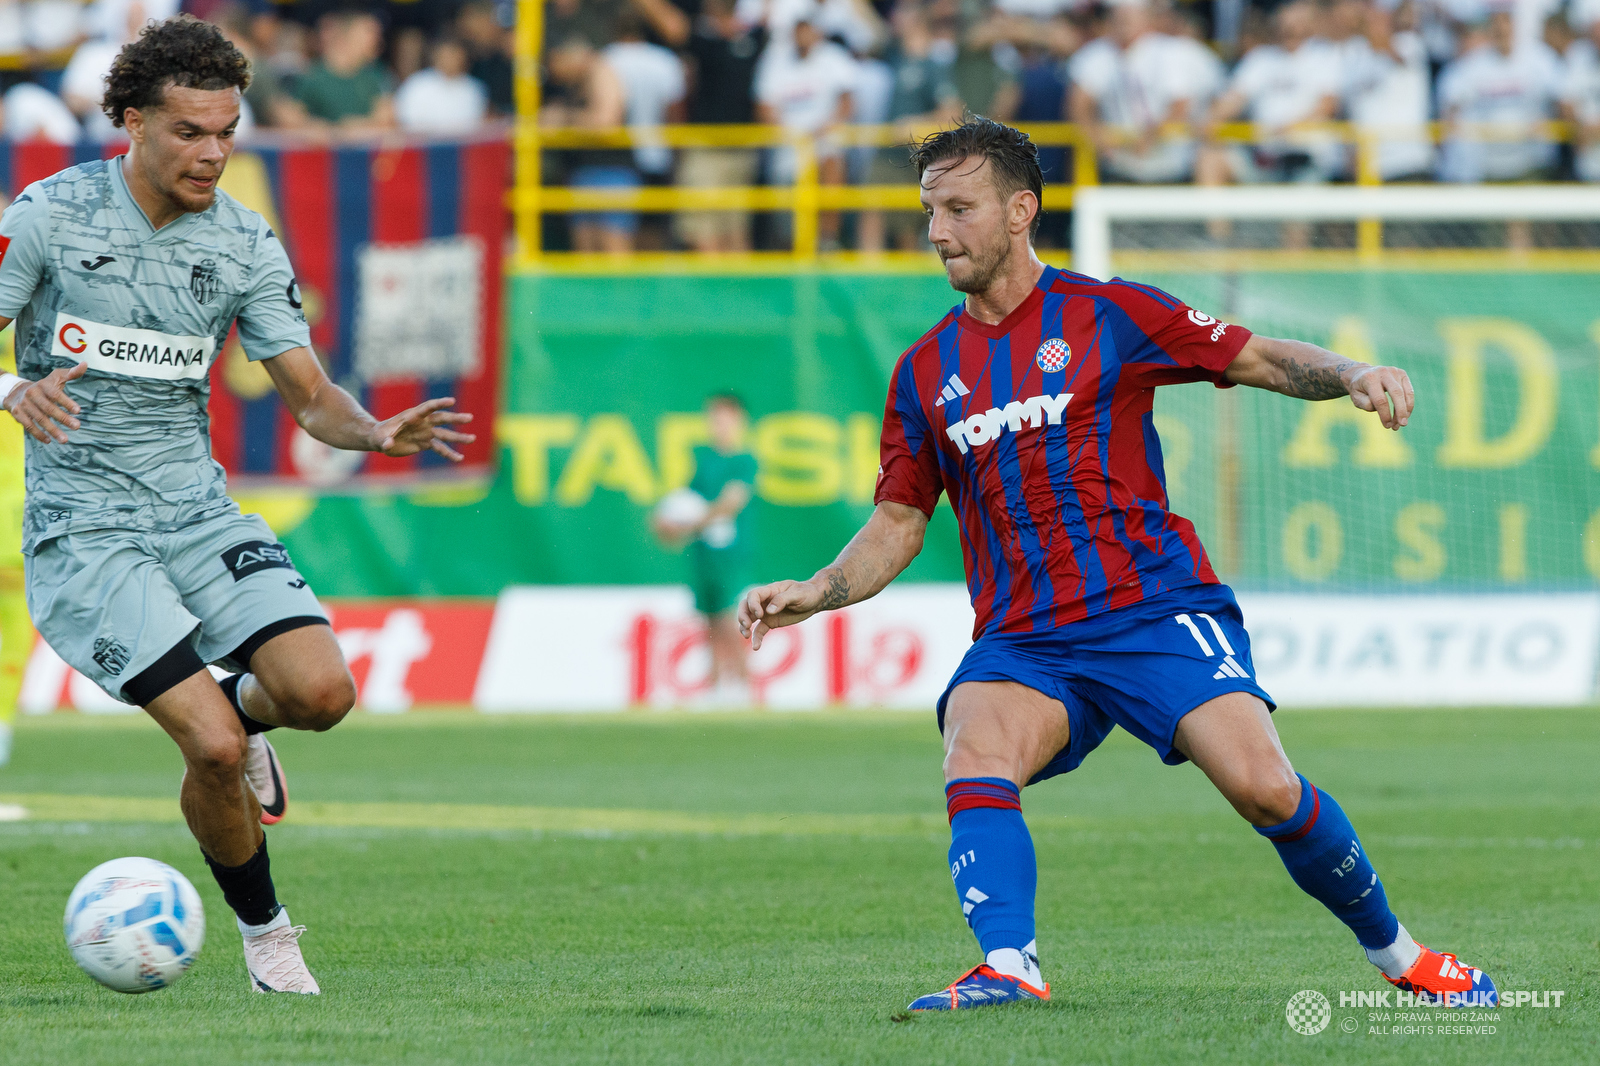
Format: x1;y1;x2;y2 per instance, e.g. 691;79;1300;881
190;259;220;305
1035;338;1070;373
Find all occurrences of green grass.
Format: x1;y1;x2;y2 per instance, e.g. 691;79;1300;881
0;708;1595;1065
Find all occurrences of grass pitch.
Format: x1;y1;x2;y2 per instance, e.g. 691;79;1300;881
0;708;1594;1065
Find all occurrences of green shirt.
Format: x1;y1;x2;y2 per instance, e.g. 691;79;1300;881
688;445;756;554
294;62;391;123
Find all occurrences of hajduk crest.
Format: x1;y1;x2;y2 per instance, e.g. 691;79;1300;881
1035;338;1070;373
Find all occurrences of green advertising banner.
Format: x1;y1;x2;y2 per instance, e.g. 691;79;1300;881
263;269;1600;597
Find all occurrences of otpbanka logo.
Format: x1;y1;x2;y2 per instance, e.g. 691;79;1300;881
1286;989;1332;1035
1187;308;1230;342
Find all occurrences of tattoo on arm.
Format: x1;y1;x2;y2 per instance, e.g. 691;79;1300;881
818;567;850;610
1281;358;1356;400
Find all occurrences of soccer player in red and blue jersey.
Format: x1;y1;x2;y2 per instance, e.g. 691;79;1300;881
736;118;1496;1012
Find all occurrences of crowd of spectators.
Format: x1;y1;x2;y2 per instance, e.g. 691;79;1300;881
539;0;1600;251
0;0;514;143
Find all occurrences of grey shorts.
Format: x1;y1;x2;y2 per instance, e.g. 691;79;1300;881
26;511;327;704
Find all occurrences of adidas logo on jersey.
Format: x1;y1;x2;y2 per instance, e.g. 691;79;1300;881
944;393;1072;454
933;373;969;407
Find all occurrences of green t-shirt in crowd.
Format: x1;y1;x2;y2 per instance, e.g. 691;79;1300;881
688;445;757;555
294;62;391;123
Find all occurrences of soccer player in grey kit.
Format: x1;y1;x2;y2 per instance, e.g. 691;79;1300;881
0;17;474;993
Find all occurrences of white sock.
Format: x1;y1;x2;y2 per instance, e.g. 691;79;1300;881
985;939;1044;988
1365;923;1421;979
238;906;289;938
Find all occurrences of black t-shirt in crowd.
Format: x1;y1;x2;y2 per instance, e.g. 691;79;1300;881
687;22;766;124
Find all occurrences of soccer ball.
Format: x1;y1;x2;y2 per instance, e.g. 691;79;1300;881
655;487;709;528
64;857;205;994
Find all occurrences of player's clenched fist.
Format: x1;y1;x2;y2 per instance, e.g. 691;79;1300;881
737;578;830;650
3;361;86;444
1348;365;1414;430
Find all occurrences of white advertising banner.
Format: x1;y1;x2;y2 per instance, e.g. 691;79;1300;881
474;584;976;711
19;587;1599;712
1236;593;1600;707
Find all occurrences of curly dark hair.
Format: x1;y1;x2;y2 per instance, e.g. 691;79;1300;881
103;14;251;128
911;116;1045;238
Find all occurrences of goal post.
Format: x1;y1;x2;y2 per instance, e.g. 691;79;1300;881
1071;184;1600;282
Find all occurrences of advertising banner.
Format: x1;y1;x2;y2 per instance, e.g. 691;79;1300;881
254;270;1600;605
23;590;1598;712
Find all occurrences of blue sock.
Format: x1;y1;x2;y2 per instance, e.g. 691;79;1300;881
945;778;1036;954
1257;774;1400;950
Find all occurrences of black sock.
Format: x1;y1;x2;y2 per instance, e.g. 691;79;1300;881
204;837;282;927
219;673;275;735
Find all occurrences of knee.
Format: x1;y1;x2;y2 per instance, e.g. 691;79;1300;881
1237;765;1302;828
279;671;356;732
188;731;248;781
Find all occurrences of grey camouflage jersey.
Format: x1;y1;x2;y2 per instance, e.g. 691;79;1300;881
0;156;310;553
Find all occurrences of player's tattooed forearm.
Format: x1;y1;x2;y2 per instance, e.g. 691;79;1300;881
818;568;850;610
1282;358;1357;400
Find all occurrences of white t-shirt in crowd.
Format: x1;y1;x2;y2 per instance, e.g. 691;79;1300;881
1070;32;1211;129
757;39;858;135
736;0;880;54
1229;39;1344;131
1562;38;1600;179
395;69;489;135
3;83;82;144
61;39;122;142
1346;31;1436;178
1437;40;1562;179
23;0;86;51
992;0;1074;18
603;40;686;176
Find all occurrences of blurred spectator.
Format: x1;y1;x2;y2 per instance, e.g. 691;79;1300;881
756;12;856;247
544;36;635;252
675;0;766;253
859;3;961;252
395;35;489;133
546;0;688;51
931;1;1019;117
1566;0;1600;180
1437;5;1561;181
605;11;686;180
738;0;882;55
1346;1;1435;180
1070;0;1212;184
1198;0;1344;185
91;0;178;42
391;24;428;83
216;4;296;128
460;0;513;112
3;80;80;142
294;8;396;131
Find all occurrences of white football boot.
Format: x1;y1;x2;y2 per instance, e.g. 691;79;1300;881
242;908;321;994
245;734;289;824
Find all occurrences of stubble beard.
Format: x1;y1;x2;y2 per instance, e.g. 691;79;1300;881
945;233;1012;295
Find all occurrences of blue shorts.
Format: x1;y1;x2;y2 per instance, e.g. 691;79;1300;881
572;165;639;234
936;584;1276;783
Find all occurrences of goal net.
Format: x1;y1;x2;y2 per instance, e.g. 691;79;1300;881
1070;185;1600;595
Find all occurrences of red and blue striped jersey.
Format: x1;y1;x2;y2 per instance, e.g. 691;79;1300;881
875;265;1252;638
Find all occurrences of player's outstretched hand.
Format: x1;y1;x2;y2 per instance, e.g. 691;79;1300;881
737;579;828;651
374;397;476;461
4;361;86;444
1348;365;1414;430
